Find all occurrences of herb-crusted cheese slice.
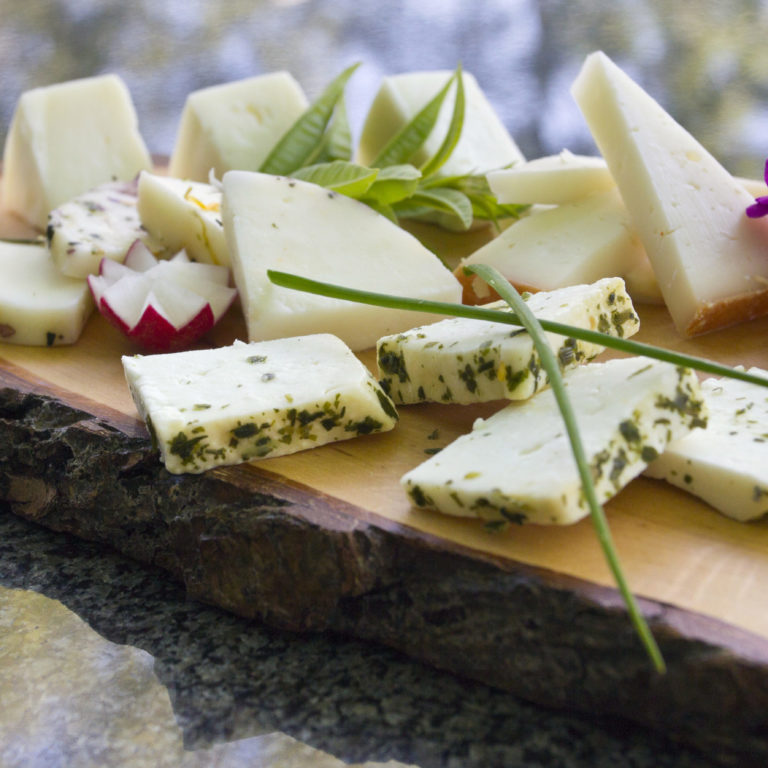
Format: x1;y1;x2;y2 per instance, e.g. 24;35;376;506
137;172;227;266
221;171;462;351
645;368;768;521
122;335;398;475
1;74;152;230
454;189;659;305
377;277;639;405
571;51;768;336
168;72;309;181
0;242;93;346
401;358;706;525
487;150;615;205
47;180;150;278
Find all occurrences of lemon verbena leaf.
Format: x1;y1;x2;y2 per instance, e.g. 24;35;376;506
420;62;465;179
291;160;379;198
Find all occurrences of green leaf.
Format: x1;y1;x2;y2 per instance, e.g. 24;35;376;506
420;62;465;179
395;187;474;230
362;164;422;205
291;160;379;198
259;62;360;175
371;70;457;168
312;94;353;164
466;263;665;674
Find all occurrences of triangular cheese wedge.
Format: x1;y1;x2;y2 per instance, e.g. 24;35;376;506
571;51;768;336
221;171;462;351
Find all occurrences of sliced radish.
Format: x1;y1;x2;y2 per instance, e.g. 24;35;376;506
88;241;236;352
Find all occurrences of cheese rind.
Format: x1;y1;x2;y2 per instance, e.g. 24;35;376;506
1;74;152;230
402;358;706;525
122;335;399;475
168;72;309;181
137;172;228;266
357;70;524;177
0;242;93;345
377;277;639;405
571;51;768;336
645;368;768;521
487;150;615;205
47;180;150;278
221;170;462;351
455;188;657;304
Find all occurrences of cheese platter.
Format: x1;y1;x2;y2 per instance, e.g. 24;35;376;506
2;54;768;765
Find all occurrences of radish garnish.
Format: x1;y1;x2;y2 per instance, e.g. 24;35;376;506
88;241;236;352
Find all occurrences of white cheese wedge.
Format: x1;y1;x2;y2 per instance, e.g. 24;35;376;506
0;241;93;346
1;74;152;230
47;180;153;278
402;357;706;525
137;172;227;266
571;51;768;336
168;72;309;181
377;277;639;405
122;335;399;475
645;368;768;521
357;70;524;177
487;149;615;205
221;170;463;351
455;188;656;304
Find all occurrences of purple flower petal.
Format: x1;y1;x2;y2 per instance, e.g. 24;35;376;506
746;196;768;218
763;158;768;186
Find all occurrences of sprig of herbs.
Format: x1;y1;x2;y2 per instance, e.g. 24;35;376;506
267;266;768;669
258;63;527;231
466;264;664;672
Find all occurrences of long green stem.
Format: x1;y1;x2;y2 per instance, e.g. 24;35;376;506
266;269;768;390
468;264;665;672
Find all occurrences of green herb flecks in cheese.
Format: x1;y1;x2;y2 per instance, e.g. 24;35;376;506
137;172;228;267
0;241;93;346
401;357;706;526
377;277;639;405
46;179;153;279
645;367;768;521
122;334;398;475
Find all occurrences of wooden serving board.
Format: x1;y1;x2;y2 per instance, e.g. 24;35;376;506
2;206;768;765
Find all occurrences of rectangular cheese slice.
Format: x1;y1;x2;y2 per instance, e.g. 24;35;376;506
221;170;462;351
377;277;639;405
168;72;309;181
645;368;768;521
0;242;93;346
47;180;150;278
571;51;768;336
137;172;227;266
487;150;614;205
1;74;152;230
455;188;657;304
401;357;706;525
357;70;524;177
122;335;399;475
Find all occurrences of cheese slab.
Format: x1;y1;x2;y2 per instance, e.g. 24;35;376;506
168;72;309;181
487;150;615;205
137;172;227;266
455;188;654;304
401;357;706;525
122;335;399;475
377;277;639;405
0;241;93;345
221;170;463;351
47;180;149;278
571;51;768;336
357;70;524;177
1;74;152;230
645;367;768;521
